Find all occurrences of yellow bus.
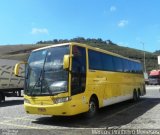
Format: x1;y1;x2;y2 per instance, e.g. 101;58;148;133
14;42;146;117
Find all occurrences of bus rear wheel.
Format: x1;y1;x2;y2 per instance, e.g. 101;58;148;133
86;97;98;118
133;90;138;102
137;90;141;100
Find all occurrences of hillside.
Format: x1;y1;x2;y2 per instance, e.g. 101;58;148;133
0;38;159;72
154;50;160;55
0;44;47;61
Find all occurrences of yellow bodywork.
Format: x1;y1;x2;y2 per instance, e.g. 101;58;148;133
24;92;89;116
23;42;145;116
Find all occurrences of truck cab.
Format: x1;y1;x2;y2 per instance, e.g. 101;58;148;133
148;70;160;85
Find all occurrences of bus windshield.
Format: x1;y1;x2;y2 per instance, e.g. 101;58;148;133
149;75;160;79
25;45;70;96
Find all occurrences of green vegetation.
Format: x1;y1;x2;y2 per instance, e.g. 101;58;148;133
154;50;160;55
0;37;159;72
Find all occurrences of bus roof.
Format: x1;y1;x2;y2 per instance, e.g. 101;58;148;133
32;42;140;63
33;43;70;52
71;42;140;63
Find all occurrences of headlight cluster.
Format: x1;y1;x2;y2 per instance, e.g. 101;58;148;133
54;97;71;104
24;98;30;104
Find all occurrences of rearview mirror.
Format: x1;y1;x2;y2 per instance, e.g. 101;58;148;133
14;62;26;77
63;55;70;70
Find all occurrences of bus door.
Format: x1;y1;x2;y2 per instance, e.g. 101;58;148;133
70;45;88;111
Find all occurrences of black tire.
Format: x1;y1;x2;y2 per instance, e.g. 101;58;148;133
2;95;5;102
0;92;5;103
86;97;98;118
133;90;138;102
18;90;21;97
137;90;140;100
0;93;2;103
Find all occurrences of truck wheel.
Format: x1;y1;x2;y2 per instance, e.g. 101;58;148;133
0;93;2;103
18;90;21;97
0;92;5;103
86;97;98;118
2;95;5;102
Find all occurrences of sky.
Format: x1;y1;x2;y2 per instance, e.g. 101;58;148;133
0;0;160;52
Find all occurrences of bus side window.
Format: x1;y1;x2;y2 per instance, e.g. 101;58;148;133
71;46;86;95
113;57;123;72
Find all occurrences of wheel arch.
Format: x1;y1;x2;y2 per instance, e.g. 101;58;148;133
89;94;99;108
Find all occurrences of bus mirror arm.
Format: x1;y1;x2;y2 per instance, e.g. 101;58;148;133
14;62;27;78
15;74;25;78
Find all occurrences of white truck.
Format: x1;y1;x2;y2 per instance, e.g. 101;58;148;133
0;59;24;102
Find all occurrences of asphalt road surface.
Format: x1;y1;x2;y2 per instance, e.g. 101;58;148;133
0;85;160;135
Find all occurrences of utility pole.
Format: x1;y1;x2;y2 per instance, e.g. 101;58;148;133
158;56;160;69
140;42;147;73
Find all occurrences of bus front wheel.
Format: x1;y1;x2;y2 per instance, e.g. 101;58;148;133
86;97;98;118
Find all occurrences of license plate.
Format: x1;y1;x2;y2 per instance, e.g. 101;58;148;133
38;108;46;112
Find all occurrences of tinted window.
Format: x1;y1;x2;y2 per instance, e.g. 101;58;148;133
122;59;126;72
88;49;143;74
113;57;123;72
102;53;114;71
71;46;86;95
136;63;143;73
88;50;103;70
135;63;139;73
127;60;132;73
123;59;130;72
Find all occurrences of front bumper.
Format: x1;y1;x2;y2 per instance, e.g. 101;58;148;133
24;102;81;116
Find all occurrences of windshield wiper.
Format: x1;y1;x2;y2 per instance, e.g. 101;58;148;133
30;49;48;96
42;79;53;95
30;69;43;96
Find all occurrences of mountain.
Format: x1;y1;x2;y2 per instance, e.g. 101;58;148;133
0;38;159;72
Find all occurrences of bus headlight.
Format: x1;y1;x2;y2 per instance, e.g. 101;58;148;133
24;98;30;104
54;97;71;104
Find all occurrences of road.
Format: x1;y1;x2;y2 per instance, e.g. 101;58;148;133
0;86;160;135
